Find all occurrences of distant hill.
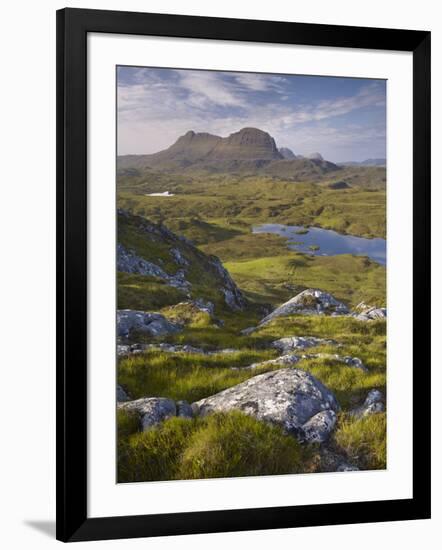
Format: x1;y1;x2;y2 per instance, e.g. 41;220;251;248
118;127;341;179
307;152;324;161
278;147;296;159
339;158;386;167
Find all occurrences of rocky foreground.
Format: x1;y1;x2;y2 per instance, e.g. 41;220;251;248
117;288;386;472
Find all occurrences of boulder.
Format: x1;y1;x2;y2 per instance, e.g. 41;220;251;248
117;309;181;339
118;397;176;431
272;336;338;353
192;368;339;443
260;289;349;325
352;301;387;321
350;389;385;417
301;410;337;443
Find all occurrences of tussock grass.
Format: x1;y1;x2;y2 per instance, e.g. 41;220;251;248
160;302;214;328
118;412;307;483
118;272;186;311
117;409;140;438
334;413;387;470
117;349;278;403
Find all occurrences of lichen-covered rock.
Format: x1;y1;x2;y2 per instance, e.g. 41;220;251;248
351;389;385;417
117;309;181;339
244;353;302;370
301;410;337;443
118;397;176;431
192;368;339;442
352;302;387;321
117;385;130;402
272;336;338;353
117;243;191;291
117;341;238;357
260;289;349;325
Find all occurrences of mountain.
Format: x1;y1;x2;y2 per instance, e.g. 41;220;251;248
278;147;296;159
307;152;324;161
263;157;340;180
118;127;341;179
338;158;386;167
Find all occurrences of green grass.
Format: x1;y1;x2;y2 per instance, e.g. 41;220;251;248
225;252;385;308
118;272;186;310
118;412;308;482
333;412;387;470
117;408;140;438
117;348;278;403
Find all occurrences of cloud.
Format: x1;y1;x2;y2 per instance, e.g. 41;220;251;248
117;68;386;161
176;70;246;108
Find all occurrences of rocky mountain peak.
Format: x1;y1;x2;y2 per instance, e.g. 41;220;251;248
279;147;296;159
308;152;324;161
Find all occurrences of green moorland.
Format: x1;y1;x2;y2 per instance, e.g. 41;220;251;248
117;169;386;239
117;167;387;481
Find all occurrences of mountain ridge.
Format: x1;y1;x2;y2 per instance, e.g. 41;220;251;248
117;127;341;178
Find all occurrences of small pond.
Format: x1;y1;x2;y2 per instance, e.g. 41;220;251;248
252;223;386;266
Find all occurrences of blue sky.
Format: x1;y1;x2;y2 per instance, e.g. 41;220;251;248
117;66;386;162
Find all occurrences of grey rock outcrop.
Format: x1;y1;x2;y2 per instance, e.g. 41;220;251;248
209;256;246;310
117;341;238;357
352;302;387;321
260;289;349;325
117;243;191;291
279;147;297;159
170;247;189;267
351;389;385;417
117;309;181;339
118;397;176;431
272;336;338;353
192;368;339;443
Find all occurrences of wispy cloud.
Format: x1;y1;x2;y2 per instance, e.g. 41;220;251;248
117;67;386;162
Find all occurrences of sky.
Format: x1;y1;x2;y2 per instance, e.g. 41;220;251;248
117;66;386;163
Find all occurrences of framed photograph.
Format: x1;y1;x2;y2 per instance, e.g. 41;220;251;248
56;8;431;542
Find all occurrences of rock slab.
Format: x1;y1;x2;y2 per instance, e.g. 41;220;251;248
192;368;339;443
117;309;181;339
118;397;176;431
260;289;349;325
272;336;338;353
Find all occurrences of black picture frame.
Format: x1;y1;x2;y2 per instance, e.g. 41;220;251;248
56;7;431;542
